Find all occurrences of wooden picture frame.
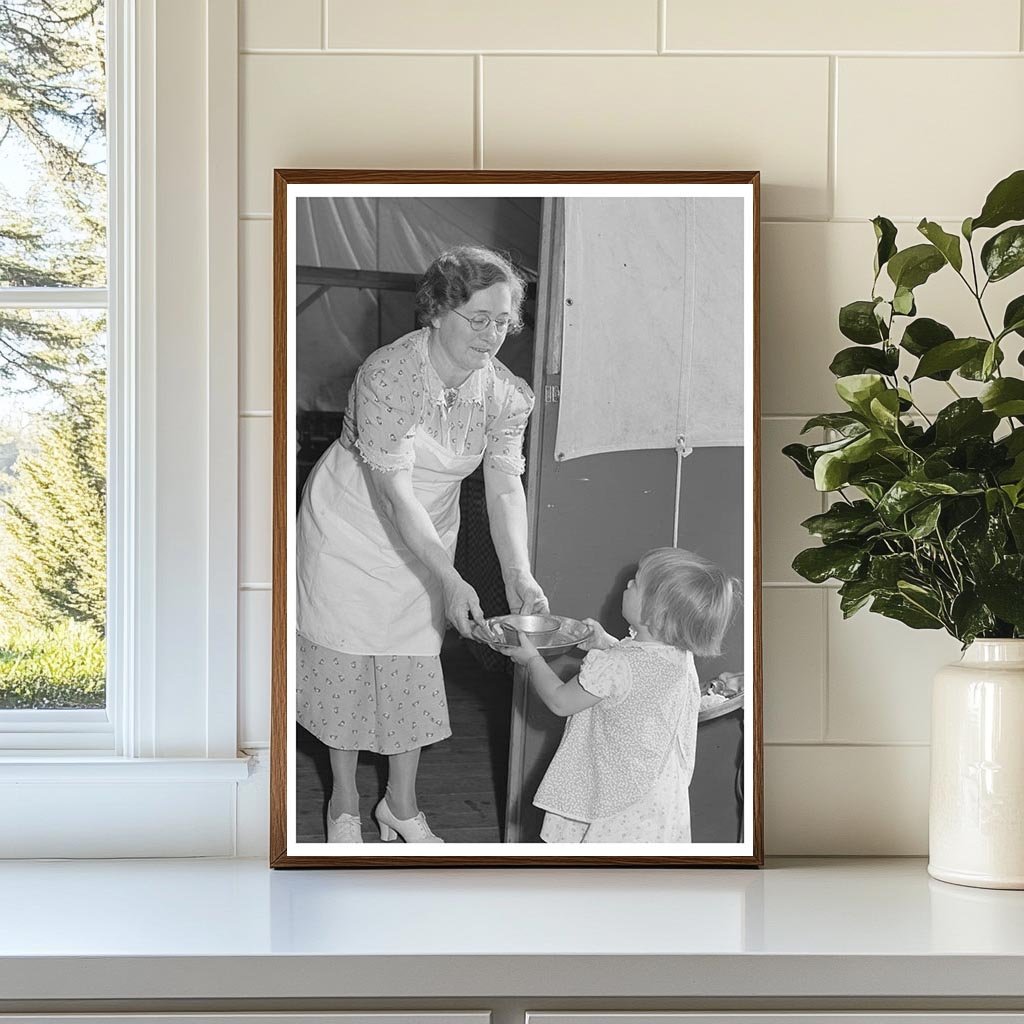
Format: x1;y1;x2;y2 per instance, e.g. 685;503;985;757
271;170;762;867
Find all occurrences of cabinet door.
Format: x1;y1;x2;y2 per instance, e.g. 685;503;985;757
527;1015;1024;1024
0;1014;490;1024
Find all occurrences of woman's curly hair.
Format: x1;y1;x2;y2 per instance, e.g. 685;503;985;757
415;245;527;334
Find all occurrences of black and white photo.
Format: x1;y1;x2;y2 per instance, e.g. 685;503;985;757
271;171;762;867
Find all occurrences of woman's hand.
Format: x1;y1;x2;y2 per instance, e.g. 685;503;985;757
505;569;549;615
578;618;617;652
442;573;486;638
501;629;544;666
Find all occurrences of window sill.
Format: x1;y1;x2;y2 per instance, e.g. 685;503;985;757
0;754;252;782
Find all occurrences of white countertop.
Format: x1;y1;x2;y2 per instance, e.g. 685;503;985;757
1;857;1023;1001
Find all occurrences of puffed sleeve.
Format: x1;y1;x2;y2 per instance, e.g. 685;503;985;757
485;373;535;475
352;359;419;473
578;647;633;704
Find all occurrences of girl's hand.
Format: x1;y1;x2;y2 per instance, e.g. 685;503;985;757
505;569;549;615
578;618;616;652
501;629;544;666
442;573;486;638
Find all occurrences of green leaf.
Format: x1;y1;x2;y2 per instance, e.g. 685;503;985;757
908;500;942;540
845;431;888;464
892;286;916;316
839;300;887;345
982;341;1000;381
911;337;988;381
868;553;915;587
962;216;974;241
985;487;1009;514
800;501;879;543
976;579;1024;629
782;442;815;479
792;543;866;584
1008;508;1024;548
950;593;996;644
980;378;1024;418
814;450;851;491
868;389;902;431
971;168;1024;232
981;225;1024;282
959;344;1004;381
838;579;880;618
872;216;898;277
871;594;943;630
932;470;987;494
917;219;963;272
887;244;946;291
933;399;999;445
800;413;866;435
829;345;899;378
900;317;955;360
835;373;887;414
1003;295;1024;339
877;479;958;524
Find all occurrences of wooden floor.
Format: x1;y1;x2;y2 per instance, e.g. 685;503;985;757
295;635;513;844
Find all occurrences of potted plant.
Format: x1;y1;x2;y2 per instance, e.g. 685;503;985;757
784;169;1024;889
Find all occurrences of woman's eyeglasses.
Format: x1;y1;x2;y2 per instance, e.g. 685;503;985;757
451;309;512;333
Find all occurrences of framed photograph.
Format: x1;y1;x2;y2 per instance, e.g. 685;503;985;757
270;170;762;867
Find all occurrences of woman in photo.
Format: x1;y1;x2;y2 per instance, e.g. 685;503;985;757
296;245;548;844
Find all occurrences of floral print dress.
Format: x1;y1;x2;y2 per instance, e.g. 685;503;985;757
296;328;533;755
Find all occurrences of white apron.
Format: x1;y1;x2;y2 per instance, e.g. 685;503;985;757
296;428;482;657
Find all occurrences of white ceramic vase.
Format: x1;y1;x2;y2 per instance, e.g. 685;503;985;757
929;639;1024;889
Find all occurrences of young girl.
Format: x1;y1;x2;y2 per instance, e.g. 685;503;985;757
502;547;738;843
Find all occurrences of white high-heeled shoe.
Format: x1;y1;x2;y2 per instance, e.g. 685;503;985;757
374;796;444;843
326;806;362;843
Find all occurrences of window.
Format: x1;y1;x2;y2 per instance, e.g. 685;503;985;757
0;1;110;746
0;0;246;856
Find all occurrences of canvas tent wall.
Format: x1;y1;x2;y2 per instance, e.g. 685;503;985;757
295;196;541;413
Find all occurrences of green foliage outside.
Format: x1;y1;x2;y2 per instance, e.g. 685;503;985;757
0;1;107;708
785;170;1024;645
0;620;104;709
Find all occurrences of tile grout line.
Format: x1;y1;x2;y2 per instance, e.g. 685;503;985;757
658;0;666;53
1021;0;1024;52
321;0;328;50
237;47;1024;57
474;55;484;169
820;587;831;743
827;55;838;221
765;740;932;748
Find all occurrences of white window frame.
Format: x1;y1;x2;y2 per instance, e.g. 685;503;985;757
0;0;249;857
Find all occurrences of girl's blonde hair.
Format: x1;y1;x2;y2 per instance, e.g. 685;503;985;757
636;547;739;656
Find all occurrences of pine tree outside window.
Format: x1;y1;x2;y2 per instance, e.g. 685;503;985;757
0;2;109;735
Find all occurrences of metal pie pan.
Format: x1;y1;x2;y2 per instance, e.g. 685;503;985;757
471;614;593;658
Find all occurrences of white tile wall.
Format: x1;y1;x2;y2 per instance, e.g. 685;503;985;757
240;416;272;587
240;220;273;412
241;0;321;50
826;601;962;745
236;4;1024;853
483;57;831;220
239;590;272;748
835;58;1024;220
762;589;825;744
326;0;657;52
240;55;475;212
665;0;1021;53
